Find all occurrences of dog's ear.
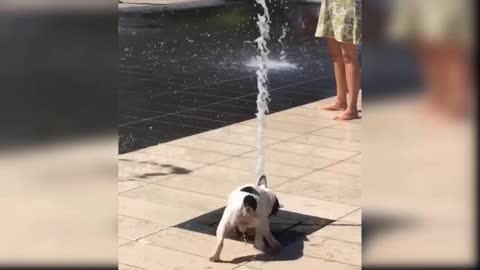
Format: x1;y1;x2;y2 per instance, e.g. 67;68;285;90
269;197;280;216
243;195;257;212
256;175;267;187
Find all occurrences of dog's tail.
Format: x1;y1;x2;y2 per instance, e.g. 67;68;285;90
256;175;267;187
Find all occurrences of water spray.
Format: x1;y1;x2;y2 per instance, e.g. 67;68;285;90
253;0;271;180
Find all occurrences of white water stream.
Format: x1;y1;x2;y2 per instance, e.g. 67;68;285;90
253;0;271;179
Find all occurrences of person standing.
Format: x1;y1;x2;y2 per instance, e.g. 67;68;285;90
316;0;362;120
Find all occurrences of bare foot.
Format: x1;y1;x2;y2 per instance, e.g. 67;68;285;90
334;110;359;121
322;101;348;111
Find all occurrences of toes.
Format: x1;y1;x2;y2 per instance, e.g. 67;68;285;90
334;112;359;121
209;256;219;262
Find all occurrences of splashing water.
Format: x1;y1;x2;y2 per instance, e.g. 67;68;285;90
253;0;271;180
278;25;287;60
246;58;297;70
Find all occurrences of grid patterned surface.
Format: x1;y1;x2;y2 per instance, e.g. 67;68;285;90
119;97;362;270
118;1;335;153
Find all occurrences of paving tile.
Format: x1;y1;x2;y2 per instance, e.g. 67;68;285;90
155;166;290;198
140;144;230;164
119;116;142;125
272;192;359;221
331;122;362;132
198;129;280;147
241;119;321;133
290;135;361;152
125;119;208;141
140;227;259;259
151;91;228;105
242;149;337;169
344;117;362;125
339;209;362;224
119;151;206;182
179;108;251;123
323;162;361;176
235;266;262;270
245;245;360;270
281;106;338;119
119;263;144;270
119;179;146;193
119;241;236;270
223;124;303;140
268;141;359;161
185;87;250;98
119;215;167;240
190;165;290;186
119;107;169;119
270;91;328;104
118;126;168;154
299;100;334;110
154;175;248;198
298;170;360;189
200;103;256;116
119;195;203;226
273;84;331;96
312;127;361;142
221;98;274;110
119;237;132;246
302;235;361;266
273;180;361;206
345;154;361;164
214;156;315;179
267;114;336;128
311;220;361;244
153;114;231;130
123;184;225;212
121;149;208;166
168;137;255;156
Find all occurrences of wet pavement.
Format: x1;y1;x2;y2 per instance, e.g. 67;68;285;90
119;0;335;153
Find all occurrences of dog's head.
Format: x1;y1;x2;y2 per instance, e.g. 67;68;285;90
256;175;282;217
242;194;258;215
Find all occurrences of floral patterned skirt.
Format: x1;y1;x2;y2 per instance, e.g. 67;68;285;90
315;0;362;45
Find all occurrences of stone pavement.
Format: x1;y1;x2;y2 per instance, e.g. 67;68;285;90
118;96;362;270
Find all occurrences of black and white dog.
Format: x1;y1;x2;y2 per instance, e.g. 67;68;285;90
209;175;281;262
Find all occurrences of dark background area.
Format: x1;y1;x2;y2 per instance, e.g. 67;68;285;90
118;0;337;153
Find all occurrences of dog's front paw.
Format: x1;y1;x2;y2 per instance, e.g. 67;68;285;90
253;241;265;252
209;255;220;262
253;241;268;252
